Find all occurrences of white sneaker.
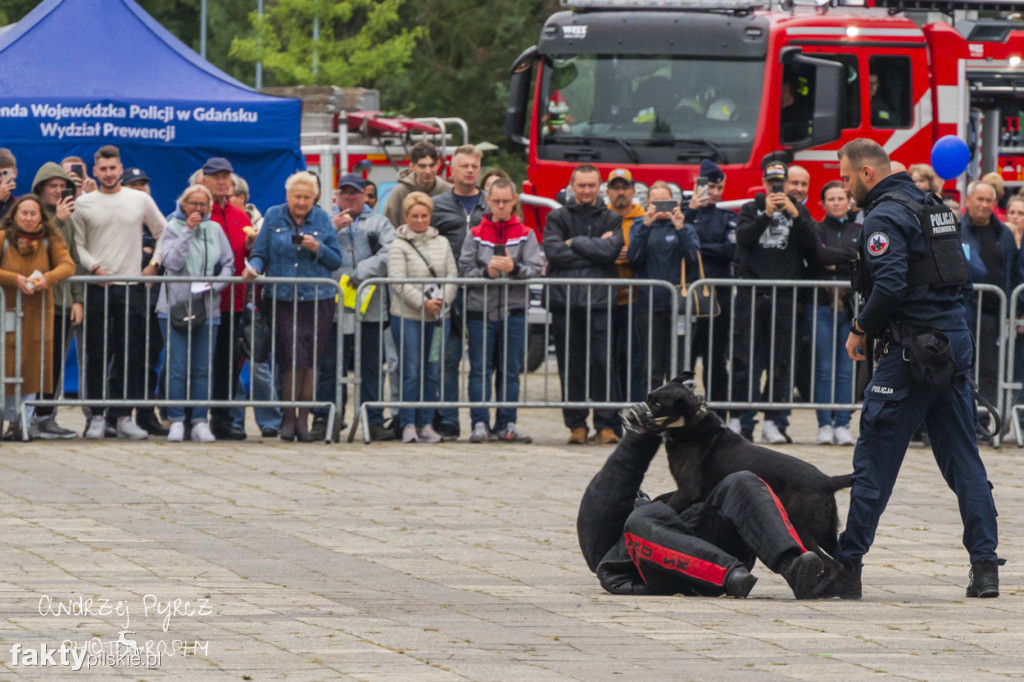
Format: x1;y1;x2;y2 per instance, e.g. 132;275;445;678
168;422;185;442
817;425;835;445
402;424;419;443
85;415;107;439
762;421;786;445
469;421;490;443
418;424;442;443
191;421;216;443
116;417;149;440
833;425;855;446
727;418;742;435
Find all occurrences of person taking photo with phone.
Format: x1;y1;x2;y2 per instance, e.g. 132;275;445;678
683;159;737;417
730;157;817;444
627;181;699;392
0;149;18;221
28;162;85;439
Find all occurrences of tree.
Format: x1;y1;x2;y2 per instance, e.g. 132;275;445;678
378;0;551;159
230;0;424;86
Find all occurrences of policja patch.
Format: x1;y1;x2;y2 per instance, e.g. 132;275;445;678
867;232;889;256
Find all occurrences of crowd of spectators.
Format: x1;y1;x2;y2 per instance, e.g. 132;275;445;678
1;137;1022;446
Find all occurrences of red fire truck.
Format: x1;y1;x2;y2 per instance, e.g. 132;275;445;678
506;0;1024;227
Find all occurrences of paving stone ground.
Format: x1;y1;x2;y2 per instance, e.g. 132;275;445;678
1;403;1023;680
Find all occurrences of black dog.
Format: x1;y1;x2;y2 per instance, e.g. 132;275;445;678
621;372;853;564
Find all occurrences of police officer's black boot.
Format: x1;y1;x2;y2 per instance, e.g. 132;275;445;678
966;560;999;598
724;566;757;598
813;562;862;599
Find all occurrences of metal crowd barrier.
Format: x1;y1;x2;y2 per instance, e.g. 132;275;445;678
1003;282;1024;448
683;279;1007;447
348;277;679;443
13;275;349;442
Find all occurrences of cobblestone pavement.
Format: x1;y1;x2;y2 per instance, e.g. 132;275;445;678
1;406;1022;680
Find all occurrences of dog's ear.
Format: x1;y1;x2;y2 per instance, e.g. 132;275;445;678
670;371;695;385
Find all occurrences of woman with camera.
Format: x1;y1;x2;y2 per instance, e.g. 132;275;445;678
157;184;235;443
244;171;342;442
387;191;458;443
0;195;75;440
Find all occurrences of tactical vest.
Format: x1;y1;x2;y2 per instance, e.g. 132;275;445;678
861;191;969;289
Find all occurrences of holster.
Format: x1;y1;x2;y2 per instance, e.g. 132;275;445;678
889;321;955;391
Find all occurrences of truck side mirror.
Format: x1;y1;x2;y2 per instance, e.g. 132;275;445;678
506;46;539;150
780;50;844;150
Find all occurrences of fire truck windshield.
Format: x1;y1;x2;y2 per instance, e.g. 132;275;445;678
539;54;763;164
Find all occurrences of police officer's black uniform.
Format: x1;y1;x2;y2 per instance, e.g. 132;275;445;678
825;171;1000;598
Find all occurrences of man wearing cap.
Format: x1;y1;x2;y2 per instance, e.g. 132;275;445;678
73;145;166;440
606;168;647;404
118;166;168;437
685;159;737;416
310;173;396;442
543;164;624;445
202;157;253;441
429;145;487;440
730;158;817;444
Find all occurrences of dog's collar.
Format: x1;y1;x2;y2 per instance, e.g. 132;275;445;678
664;403;709;431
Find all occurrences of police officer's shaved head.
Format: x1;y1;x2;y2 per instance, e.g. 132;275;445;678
838;138;892;206
837;139;892;177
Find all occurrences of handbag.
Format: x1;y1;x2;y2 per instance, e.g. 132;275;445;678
170;295;207;333
169;223;210;333
680;252;720;318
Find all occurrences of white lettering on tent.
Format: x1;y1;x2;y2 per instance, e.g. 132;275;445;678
129;105;175;123
192;107;258;123
0;104;28;118
29;103;127;120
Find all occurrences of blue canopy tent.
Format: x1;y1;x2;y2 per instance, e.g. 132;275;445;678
0;0;303;214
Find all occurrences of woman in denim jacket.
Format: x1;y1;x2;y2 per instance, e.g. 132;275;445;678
244;171;343;441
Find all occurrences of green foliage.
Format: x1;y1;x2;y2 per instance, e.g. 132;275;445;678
229;0;424;86
379;0;549;153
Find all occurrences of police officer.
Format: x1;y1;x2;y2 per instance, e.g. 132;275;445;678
817;138;1000;599
685;159;737;416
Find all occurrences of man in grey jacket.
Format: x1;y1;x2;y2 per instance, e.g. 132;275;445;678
313;173;396;441
430;145;487;440
458;179;543;443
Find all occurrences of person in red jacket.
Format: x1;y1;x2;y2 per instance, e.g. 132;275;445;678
201;157;252;440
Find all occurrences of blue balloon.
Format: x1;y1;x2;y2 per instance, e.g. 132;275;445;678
930;135;970;180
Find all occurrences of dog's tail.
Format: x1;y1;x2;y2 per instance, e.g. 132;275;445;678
827;474;854;492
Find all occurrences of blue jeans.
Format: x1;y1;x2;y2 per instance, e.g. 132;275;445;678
159;317;214;422
437;292;463;429
813;304;853;428
313;322;386;426
466;314;526;430
391;315;446;428
250;360;281;430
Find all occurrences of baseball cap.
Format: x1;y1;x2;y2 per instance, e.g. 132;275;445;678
337;173;367;191
202;157;233;174
763;161;788;183
121;167;150;185
607;168;634;185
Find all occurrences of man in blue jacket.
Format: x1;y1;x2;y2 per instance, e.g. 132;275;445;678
960;180;1019;415
543;165;624;445
818;138;1000;600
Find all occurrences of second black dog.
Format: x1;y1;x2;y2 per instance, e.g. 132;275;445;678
621;372;853;562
